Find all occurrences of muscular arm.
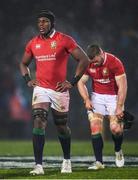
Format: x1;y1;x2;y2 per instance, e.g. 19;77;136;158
20;52;38;87
77;75;89;102
115;73;127;118
71;46;90;78
56;46;89;92
20;52;32;76
77;75;93;110
115;74;127;108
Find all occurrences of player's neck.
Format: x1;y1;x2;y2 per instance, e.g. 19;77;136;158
41;28;55;39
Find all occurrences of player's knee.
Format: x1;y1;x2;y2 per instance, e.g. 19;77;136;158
88;112;103;135
90;120;102;135
32;108;48;128
53;113;70;136
53;113;68;126
110;122;123;135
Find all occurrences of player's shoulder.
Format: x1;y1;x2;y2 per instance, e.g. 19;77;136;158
27;35;40;45
57;31;75;41
31;35;41;42
106;52;115;59
106;52;124;70
106;52;121;63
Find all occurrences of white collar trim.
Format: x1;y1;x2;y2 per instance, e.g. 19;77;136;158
49;29;56;38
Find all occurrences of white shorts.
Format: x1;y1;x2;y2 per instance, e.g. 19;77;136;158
32;86;70;112
91;92;118;115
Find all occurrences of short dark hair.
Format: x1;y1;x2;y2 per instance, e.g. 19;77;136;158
86;44;101;59
37;10;55;25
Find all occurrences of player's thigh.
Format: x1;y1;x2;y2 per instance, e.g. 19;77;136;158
32;86;51;106
105;95;117;115
32;86;51;128
91;93;106;115
49;90;70;112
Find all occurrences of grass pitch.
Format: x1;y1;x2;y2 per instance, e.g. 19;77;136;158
0;140;137;179
0;167;138;179
0;140;138;156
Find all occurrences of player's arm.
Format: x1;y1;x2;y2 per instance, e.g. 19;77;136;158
20;52;32;76
115;73;127;118
77;75;93;110
56;46;89;92
20;52;38;87
70;46;90;85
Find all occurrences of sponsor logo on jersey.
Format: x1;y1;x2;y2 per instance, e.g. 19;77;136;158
51;41;57;49
102;67;109;76
94;78;110;84
35;53;56;61
35;44;41;49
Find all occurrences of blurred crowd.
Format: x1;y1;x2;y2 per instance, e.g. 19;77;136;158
0;0;138;139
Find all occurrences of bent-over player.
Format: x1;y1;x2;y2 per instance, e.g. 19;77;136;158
78;44;127;170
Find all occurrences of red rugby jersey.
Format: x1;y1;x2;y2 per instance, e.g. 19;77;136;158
25;31;78;90
85;52;125;95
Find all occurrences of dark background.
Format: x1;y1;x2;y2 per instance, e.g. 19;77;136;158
0;0;137;140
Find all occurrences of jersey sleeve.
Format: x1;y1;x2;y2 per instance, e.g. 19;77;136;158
64;35;78;53
112;57;125;76
25;40;33;56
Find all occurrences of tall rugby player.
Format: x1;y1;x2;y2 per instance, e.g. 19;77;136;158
20;10;89;175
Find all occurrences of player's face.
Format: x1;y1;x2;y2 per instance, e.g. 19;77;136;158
90;53;104;66
37;17;51;35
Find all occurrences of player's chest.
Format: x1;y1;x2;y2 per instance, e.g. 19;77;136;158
88;66;111;79
31;40;65;56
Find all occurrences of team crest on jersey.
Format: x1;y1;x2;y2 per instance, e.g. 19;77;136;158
89;68;96;73
35;44;41;49
51;41;57;49
102;67;109;76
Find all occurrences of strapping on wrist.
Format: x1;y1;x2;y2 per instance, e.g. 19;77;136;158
23;74;31;84
117;103;124;108
70;75;81;86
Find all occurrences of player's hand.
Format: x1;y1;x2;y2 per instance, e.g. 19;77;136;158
115;105;124;120
56;80;72;92
84;98;93;110
27;79;39;88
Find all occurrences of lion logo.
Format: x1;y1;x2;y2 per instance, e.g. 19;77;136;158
102;67;109;76
51;41;57;49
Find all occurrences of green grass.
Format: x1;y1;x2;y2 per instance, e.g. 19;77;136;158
0;140;138;156
0;167;138;179
0;140;137;179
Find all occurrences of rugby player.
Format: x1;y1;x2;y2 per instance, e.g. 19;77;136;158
77;44;127;170
19;10;89;175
